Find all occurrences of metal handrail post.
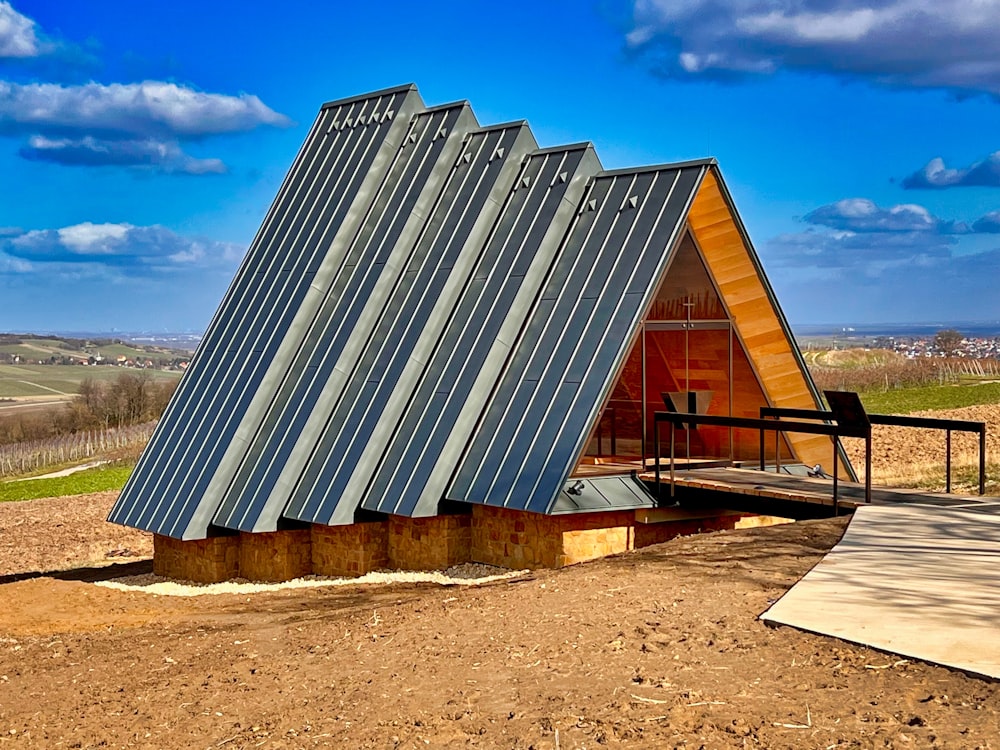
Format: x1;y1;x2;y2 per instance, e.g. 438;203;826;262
670;421;676;499
864;432;872;504
833;439;839;507
775;428;781;475
945;429;952;494
980;427;987;495
610;407;617;456
759;428;765;471
654;418;661;503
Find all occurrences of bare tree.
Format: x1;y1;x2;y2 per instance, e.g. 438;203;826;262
933;329;963;357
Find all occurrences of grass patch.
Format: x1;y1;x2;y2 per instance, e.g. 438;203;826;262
0;364;181;399
0;465;132;502
857;462;1000;497
858;382;1000;415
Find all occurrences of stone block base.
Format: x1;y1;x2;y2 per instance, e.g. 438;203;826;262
152;508;790;581
239;529;312;582
469;505;634;569
312;521;389;576
152;534;239;583
469;505;787;569
388;514;471;570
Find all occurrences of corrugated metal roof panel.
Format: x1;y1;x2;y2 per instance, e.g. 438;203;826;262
108;86;424;538
209;103;479;533
448;163;707;514
356;143;602;519
277;122;539;527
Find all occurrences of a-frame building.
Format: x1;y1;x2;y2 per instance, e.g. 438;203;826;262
110;84;849;581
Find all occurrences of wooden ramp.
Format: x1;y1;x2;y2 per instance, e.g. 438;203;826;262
642;466;1000;518
648;466;1000;678
762;504;1000;680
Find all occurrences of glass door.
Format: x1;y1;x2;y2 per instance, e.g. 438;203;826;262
643;319;733;461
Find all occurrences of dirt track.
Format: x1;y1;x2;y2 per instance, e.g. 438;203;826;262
1;493;999;748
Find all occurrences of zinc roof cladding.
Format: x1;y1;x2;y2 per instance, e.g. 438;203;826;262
550;475;657;514
108;86;423;538
282;122;539;528
358;142;602;519
447;163;708;515
210;102;479;534
108;83;724;540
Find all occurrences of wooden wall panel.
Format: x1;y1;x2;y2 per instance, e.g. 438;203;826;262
688;170;851;476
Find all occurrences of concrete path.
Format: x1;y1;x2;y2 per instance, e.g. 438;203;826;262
762;503;1000;679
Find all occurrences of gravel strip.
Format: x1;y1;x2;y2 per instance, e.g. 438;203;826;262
96;562;527;597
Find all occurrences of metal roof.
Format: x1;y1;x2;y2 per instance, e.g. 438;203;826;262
447;163;707;514
550;475;657;515
211;102;480;533
108;84;762;539
279;121;539;527
359;143;602;519
109;86;423;538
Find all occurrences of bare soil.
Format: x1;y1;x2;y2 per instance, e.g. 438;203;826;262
841;403;1000;490
1;493;999;748
0;491;151;578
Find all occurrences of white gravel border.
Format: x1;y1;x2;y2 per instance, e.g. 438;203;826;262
95;563;528;597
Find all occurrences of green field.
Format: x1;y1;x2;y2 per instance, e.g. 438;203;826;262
0;465;133;502
859;382;1000;415
0;364;182;398
0;334;193;365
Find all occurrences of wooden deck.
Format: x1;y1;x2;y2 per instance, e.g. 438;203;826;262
639;466;1000;517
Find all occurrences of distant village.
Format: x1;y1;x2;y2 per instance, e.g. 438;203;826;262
815;331;1000;360
0;334;191;371
872;335;1000;360
0;351;190;370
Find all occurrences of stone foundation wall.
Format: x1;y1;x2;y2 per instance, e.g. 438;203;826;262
469;505;635;569
470;505;562;568
312;521;389;576
153;508;789;581
388;514;471;571
733;514;791;530
238;529;312;582
555;511;636;567
152;534;239;583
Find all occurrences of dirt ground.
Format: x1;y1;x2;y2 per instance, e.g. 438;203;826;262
840;403;1000;490
1;493;999;748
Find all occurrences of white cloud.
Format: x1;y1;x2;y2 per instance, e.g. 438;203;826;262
762;195;1000;317
0;249;30;272
0;79;289;174
0;6;288;175
627;1;1000;98
0;1;37;58
20;134;227;174
973;210;1000;233
4;222;244;274
55;222;131;254
767;225;956;274
0;80;291;139
771;245;1000;323
903;152;1000;189
804;198;968;234
737;8;879;43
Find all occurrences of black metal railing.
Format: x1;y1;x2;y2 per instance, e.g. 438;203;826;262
651;407;987;510
653;411;866;509
760;406;986;496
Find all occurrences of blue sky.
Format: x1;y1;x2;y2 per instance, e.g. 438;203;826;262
2;0;1000;331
